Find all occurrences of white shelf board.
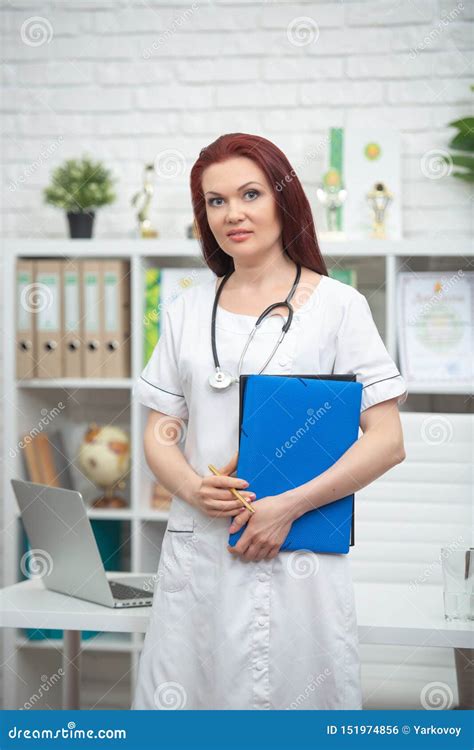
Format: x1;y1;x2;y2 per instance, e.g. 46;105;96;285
15;631;138;652
407;383;473;395
321;237;473;257
87;509;134;520
13;506;169;521
4;237;473;259
17;378;133;389
14;378;472;398
88;509;170;521
3;238;202;258
138;510;170;522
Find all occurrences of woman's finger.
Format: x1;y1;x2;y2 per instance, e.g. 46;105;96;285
243;543;266;562
265;547;280;560
204;489;255;504
255;546;273;562
205;494;255;512
210;507;250;518
229;508;252;533
206;474;249;491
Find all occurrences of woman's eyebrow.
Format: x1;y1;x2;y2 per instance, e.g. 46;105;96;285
205;181;263;196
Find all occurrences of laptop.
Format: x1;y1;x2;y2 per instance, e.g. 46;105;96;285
11;479;154;608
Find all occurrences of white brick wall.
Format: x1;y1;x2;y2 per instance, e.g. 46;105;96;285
1;0;473;241
1;0;472;710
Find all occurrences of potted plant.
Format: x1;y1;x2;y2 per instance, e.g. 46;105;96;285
443;84;474;183
44;155;117;238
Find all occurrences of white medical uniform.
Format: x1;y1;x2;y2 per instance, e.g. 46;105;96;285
132;274;407;710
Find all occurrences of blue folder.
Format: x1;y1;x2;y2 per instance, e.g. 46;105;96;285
228;374;362;554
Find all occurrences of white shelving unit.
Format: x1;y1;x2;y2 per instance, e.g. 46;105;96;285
2;237;472;709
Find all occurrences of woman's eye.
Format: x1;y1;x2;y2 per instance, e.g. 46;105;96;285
207;190;260;207
245;189;259;200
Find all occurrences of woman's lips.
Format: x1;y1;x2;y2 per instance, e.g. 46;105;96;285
227;231;252;243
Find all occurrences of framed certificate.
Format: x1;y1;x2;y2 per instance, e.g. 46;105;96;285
397;271;474;388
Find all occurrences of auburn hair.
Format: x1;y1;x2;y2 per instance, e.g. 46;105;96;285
190;132;328;278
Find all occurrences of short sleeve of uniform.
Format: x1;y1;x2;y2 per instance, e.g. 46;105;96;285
133;298;189;421
333;289;408;413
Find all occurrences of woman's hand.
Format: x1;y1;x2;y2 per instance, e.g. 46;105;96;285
227;495;293;562
190;450;256;519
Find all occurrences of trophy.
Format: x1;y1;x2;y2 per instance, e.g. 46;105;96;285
366;181;393;239
131;163;158;239
316;168;347;237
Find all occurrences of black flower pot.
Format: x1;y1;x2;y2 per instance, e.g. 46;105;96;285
67;211;95;239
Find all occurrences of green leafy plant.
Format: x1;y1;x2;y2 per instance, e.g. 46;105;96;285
44;155;117;212
444;84;474;183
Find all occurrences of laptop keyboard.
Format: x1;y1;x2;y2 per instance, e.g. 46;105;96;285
109;581;152;600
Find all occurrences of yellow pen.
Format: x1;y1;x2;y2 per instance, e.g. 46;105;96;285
208;464;256;514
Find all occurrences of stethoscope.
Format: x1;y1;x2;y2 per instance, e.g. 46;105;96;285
208;263;302;391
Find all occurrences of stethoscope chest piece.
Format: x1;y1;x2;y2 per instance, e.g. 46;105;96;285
208;367;234;390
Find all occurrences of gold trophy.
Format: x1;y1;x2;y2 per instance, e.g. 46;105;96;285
366;182;393;239
316;168;347;236
131;163;158;239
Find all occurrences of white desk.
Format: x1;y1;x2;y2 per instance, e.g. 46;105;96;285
355;581;473;649
0;575;472;709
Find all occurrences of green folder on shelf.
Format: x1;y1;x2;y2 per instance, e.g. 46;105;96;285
143;267;161;367
328;267;357;288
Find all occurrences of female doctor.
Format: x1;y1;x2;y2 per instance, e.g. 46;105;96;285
132;133;407;711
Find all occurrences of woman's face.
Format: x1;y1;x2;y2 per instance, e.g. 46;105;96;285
202;156;283;261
